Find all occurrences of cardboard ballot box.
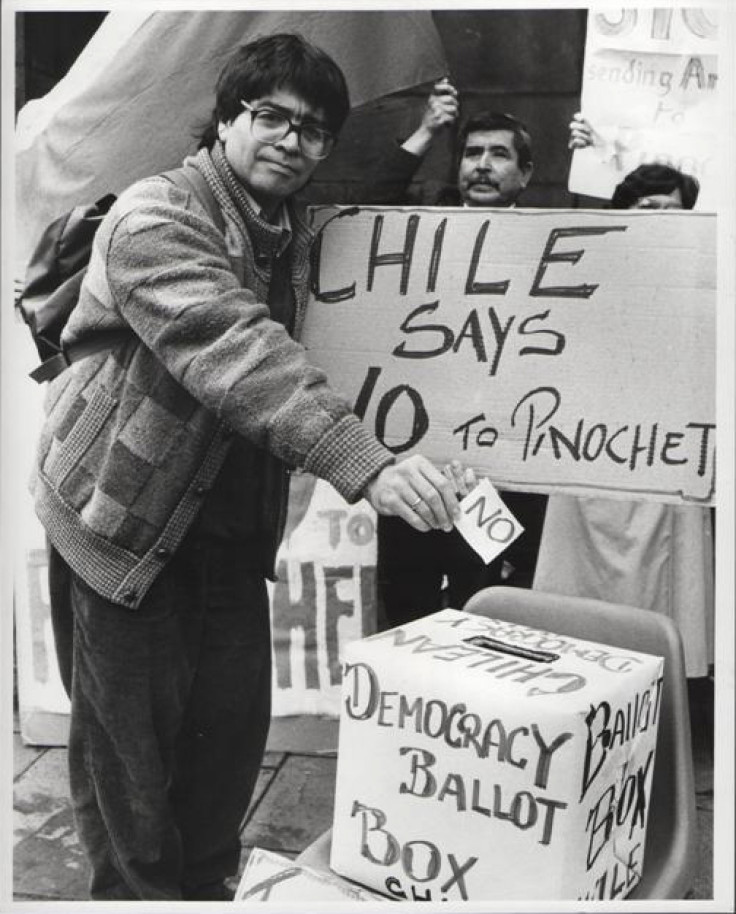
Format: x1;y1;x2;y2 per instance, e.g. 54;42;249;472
330;609;664;902
235;848;383;902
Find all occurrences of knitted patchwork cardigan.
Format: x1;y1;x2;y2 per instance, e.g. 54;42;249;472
31;146;393;608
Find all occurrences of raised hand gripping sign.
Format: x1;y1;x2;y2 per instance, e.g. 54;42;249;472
304;206;716;506
454;478;524;564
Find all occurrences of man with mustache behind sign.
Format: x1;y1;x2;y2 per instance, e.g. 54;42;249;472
376;80;548;627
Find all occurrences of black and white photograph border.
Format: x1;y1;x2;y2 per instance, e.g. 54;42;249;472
1;0;734;911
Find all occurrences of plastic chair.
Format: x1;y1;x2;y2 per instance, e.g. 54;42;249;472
297;586;699;900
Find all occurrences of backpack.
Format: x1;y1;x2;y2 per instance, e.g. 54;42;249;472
17;166;225;384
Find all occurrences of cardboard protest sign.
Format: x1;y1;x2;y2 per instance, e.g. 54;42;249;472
330;609;664;901
568;7;719;209
304;206;716;506
235;848;382;901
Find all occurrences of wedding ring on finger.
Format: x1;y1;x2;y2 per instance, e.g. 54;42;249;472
408;497;422;511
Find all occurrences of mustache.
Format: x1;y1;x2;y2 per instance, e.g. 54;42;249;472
468;173;499;187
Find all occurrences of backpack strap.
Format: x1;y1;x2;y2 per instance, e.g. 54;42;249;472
30;329;133;384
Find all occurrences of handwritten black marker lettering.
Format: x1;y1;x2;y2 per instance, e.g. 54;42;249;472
465;220;511;295
426;218;448;293
529;226;628;299
310;206;359;302
393;301;454;359
367;213;419;295
518;309;566;357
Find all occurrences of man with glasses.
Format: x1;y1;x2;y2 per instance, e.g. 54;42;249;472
33;34;463;901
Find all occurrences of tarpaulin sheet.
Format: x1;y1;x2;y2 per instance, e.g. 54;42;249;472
15;9;446;264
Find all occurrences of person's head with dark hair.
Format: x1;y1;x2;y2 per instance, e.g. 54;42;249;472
454;111;534;207
199;33;350;149
610;163;700;210
199;33;350;217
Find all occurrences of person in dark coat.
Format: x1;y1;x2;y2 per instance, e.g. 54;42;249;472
374;80;548;626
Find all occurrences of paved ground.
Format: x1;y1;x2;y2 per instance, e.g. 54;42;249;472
12;680;715;903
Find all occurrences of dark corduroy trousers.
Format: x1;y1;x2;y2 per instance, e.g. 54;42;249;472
48;533;271;900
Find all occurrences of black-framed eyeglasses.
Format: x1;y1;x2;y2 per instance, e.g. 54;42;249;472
240;101;336;160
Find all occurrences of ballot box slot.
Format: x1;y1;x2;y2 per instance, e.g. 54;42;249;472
463;635;559;664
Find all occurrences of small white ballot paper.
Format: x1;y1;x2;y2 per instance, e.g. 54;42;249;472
454;478;524;563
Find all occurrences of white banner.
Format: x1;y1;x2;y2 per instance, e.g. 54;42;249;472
569;6;720;210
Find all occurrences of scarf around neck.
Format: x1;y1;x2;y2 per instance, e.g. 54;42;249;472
193;142;291;257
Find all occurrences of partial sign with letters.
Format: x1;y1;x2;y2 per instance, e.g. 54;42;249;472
305;206;715;506
330;609;664;901
269;473;377;717
568;6;719;209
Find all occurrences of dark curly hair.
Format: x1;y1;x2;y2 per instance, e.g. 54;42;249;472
611;164;700;210
198;33;350;150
